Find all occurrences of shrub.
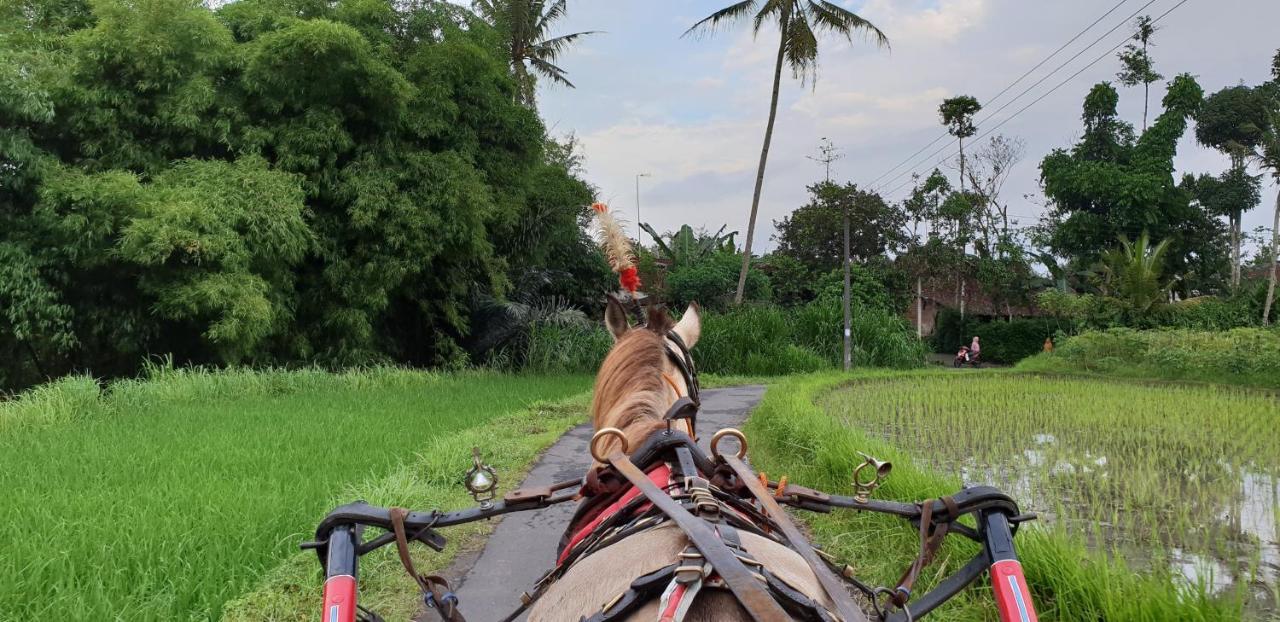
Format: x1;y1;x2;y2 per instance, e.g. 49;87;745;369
1020;327;1280;388
518;299;925;376
665;252;771;311
933;309;1065;364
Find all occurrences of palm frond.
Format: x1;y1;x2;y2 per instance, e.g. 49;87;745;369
532;0;564;39
528;56;575;88
531;30;600;62
751;0;787;36
806;0;889;49
782;12;818;80
683;0;758;39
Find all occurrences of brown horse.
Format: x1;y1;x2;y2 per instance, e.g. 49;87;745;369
528;299;836;621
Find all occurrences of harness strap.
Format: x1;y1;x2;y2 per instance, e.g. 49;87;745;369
724;455;871;622
389;508;465;622
605;450;791;621
581;564;679;622
891;495;958;608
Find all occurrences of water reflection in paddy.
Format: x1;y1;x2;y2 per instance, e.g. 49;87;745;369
820;375;1280;617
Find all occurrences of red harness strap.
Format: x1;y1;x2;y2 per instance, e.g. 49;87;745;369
559;464;672;565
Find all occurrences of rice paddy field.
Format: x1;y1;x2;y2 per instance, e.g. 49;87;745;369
819;374;1280;619
0;368;590;621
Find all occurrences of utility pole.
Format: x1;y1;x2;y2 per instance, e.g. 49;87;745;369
635;173;652;239
808;138;850;371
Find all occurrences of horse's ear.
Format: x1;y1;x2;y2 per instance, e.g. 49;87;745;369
604;294;630;341
672;302;701;349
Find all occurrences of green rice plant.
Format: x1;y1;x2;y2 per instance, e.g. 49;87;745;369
746;372;1259;621
0;368;590;620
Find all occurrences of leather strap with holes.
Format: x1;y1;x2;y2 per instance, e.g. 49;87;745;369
389;507;465;622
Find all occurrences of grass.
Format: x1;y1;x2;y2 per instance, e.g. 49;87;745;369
745;370;1257;621
0;366;590;621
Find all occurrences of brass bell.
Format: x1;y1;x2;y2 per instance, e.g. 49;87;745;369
852;451;891;503
464;447;498;508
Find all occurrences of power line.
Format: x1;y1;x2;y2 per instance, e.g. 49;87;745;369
875;0;1163;196
862;0;1137;191
880;0;1189;201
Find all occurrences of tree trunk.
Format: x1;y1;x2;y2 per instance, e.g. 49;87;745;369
1231;212;1241;289
734;15;789;305
843;201;852;370
959;278;966;319
1142;81;1149;132
1264;189;1279;325
916;277;923;338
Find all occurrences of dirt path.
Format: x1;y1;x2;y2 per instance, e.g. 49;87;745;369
431;385;766;622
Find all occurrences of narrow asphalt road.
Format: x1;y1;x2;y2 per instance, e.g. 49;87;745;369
433;385;766;622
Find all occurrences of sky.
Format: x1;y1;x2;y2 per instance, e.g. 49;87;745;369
533;0;1280;256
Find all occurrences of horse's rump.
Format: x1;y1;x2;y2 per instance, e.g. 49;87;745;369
528;523;833;622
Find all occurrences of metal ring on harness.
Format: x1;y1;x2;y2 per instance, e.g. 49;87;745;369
590;427;629;462
709;428;748;459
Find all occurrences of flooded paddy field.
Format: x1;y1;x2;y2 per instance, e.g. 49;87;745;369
820;374;1280;618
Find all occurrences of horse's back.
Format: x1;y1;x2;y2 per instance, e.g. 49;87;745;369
528;523;833;622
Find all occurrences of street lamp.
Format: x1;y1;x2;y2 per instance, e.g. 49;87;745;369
635;173;651;239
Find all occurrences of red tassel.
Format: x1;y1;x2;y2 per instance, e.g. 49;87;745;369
619;266;640;293
591;202;608;213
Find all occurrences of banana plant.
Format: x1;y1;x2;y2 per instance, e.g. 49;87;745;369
640;223;738;268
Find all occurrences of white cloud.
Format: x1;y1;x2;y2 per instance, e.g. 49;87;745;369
861;0;990;45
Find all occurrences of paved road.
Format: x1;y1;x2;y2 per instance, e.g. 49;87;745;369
433;385;766;622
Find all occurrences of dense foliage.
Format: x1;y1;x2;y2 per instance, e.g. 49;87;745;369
1040;76;1228;295
0;0;603;390
931;308;1063;364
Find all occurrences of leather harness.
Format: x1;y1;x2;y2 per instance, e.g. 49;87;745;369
395;327;972;621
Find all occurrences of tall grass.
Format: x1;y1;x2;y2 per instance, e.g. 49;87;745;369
745;372;1250;621
1019;327;1280;389
0;367;590;620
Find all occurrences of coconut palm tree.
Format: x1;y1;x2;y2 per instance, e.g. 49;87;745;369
473;0;597;106
684;1;889;304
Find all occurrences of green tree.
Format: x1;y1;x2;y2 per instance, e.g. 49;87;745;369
939;95;981;192
684;0;888;305
1116;15;1163;131
472;0;597;106
1041;76;1227;297
1195;84;1270;288
0;0;601;389
773;181;905;272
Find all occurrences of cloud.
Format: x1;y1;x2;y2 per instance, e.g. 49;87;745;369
861;0;990;45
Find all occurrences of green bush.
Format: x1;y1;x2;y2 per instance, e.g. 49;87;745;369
517;300;926;376
1141;295;1261;330
665;252;771;311
932;309;1063;364
1019;327;1280;388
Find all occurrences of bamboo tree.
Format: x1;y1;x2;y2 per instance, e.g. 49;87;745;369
684;1;888;304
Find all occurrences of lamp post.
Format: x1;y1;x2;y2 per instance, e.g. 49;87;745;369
635;173;651;239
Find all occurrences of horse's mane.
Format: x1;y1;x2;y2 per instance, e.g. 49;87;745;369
590;306;677;455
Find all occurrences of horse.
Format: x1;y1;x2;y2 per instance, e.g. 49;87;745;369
527;298;841;622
